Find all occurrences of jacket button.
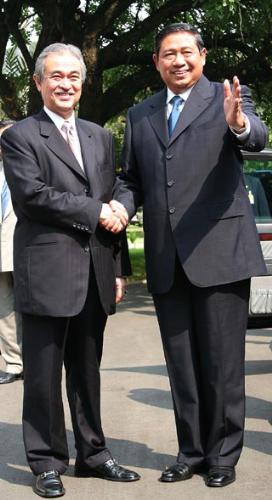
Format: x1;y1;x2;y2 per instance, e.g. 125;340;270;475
169;207;175;214
167;180;174;187
166;153;173;160
84;188;89;194
84;246;89;253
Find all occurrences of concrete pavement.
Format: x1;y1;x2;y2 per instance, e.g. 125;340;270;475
0;282;271;499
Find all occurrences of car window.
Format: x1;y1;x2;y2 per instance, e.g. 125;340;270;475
243;154;272;223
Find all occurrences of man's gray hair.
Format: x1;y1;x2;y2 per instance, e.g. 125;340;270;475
34;43;86;82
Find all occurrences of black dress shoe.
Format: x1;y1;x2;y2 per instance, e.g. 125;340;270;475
160;462;194;482
33;470;65;498
0;372;23;384
74;458;140;482
205;466;236;487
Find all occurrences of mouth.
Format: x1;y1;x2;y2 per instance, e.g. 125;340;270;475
172;70;189;77
55;92;74;99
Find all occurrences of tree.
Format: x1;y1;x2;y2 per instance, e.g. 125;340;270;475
0;0;271;129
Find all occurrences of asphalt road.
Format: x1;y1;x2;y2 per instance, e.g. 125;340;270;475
0;283;271;499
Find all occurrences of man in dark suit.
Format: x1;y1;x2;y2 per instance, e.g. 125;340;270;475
113;23;268;487
2;43;139;498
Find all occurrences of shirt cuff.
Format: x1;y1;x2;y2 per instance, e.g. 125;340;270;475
230;115;251;140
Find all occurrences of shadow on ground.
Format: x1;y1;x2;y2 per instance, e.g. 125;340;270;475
0;422;175;486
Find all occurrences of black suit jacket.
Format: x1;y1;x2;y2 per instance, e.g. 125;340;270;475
116;75;267;293
2;110;131;316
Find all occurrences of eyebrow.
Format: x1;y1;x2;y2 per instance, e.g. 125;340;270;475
49;70;81;74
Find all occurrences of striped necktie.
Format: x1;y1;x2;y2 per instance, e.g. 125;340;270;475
1;179;10;221
61;121;84;170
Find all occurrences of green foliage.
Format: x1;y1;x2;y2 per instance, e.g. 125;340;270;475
129;247;146;282
128;231;138;244
3;45;30;115
106;114;126;164
0;1;271;131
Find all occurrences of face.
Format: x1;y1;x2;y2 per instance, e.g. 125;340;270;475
153;31;206;93
34;52;83;118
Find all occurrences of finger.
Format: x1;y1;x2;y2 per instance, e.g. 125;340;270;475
115;288;123;303
110;222;125;233
232;76;241;99
115;285;126;303
223;79;231;98
114;211;128;226
100;217;119;231
107;219;124;233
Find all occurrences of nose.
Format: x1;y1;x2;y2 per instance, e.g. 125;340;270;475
58;77;72;88
173;53;186;65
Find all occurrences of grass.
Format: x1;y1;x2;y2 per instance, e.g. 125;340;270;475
128;247;146;283
126;225;144;247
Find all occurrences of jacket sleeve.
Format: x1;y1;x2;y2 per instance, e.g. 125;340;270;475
113;230;132;277
113;108;143;218
237;85;268;151
1;126;102;234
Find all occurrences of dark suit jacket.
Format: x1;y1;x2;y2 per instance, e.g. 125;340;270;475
116;75;267;293
1;110;131;316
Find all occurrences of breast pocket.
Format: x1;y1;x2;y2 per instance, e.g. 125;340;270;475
208;198;245;220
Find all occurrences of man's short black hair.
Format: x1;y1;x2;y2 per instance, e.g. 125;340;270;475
154;22;205;56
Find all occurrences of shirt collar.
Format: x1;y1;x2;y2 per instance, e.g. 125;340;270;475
43;106;76;131
166;86;194;104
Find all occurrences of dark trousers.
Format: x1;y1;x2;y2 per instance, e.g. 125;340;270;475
22;275;111;475
153;263;250;468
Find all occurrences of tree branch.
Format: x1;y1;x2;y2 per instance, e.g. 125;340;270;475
100;0;196;68
0;11;10;68
3;0;34;72
0;74;24;119
85;0;135;36
101;67;161;123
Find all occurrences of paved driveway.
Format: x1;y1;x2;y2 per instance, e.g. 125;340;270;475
0;283;271;499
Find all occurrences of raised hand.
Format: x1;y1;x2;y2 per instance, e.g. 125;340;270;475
224;76;246;131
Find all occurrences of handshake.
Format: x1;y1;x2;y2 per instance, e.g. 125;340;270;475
99;200;129;233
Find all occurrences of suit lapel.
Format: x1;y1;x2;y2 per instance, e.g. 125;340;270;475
38;110;87;181
147;89;168;148
76;120;96;189
169;75;215;145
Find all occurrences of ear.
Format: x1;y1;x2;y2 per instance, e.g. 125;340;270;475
153;53;160;72
201;48;207;67
33;74;42;92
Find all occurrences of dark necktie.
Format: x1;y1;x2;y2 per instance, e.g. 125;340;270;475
168;95;183;136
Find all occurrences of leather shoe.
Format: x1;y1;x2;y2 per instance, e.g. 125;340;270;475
205;466;236;487
33;470;65;497
74;458;140;482
0;372;23;384
160;462;194;482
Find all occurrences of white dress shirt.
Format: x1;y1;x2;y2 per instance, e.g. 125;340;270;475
166;86;250;140
43;106;84;170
